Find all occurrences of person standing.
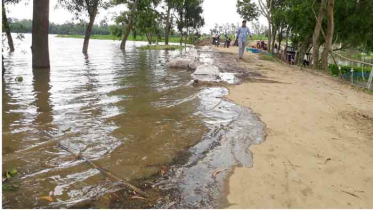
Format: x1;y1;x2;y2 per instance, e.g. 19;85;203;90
236;20;253;59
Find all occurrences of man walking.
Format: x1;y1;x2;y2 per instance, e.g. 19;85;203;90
236;20;253;59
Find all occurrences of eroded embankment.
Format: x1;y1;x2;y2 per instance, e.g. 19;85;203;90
148;48;267;208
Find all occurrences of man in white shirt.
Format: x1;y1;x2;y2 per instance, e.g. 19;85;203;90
236;20;253;59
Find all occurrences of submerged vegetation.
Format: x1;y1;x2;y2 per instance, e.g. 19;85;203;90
137;45;185;50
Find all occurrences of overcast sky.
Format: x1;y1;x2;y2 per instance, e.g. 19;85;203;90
5;0;268;33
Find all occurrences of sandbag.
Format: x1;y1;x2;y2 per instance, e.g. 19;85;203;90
166;58;193;69
193;65;220;76
186;49;199;61
188;61;204;70
191;65;221;82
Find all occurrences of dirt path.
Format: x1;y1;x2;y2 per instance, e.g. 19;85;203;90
216;47;373;208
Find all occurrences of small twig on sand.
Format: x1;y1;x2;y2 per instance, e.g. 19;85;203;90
57;142;149;198
340;190;360;199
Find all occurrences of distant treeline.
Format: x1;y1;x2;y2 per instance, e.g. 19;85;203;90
8;19;111;35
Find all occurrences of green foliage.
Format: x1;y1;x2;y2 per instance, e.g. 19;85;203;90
56;34;183;43
3;168;17;181
277;0;373;53
2;183;19;192
56;0;110;18
328;64;371;80
236;0;260;22
334;0;373;52
175;0;205;38
8;19;111;35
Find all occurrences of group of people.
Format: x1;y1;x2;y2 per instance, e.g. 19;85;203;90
212;20;254;60
256;40;267;51
214;20;312;66
212;34;232;48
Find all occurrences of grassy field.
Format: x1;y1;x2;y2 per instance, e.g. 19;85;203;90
56;34;183;43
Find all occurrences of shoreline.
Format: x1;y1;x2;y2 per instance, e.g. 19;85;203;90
55;34;183;44
216;46;373;208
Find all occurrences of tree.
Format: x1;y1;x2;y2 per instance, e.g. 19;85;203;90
113;0;140;50
175;0;204;45
321;0;334;70
57;0;110;54
2;0;22;52
32;0;50;68
134;0;161;44
312;0;327;69
164;0;182;45
236;0;259;22
258;0;273;52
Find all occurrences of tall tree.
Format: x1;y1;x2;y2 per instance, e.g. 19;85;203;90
2;0;22;52
321;0;334;70
32;0;50;68
312;0;327;69
57;0;109;54
258;0;273;52
175;0;204;46
164;0;182;45
135;0;161;44
113;0;140;50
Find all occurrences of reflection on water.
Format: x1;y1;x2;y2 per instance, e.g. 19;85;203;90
2;34;208;208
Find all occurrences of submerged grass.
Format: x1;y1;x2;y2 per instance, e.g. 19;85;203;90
137;45;185;50
55;34;183;43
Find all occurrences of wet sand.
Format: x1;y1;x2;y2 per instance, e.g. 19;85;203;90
218;46;373;208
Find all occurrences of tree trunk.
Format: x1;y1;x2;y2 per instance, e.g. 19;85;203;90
2;55;5;76
146;33;152;44
282;28;290;61
271;25;277;53
298;34;312;65
278;26;283;52
2;3;15;52
321;0;335;70
32;0;50;68
82;10;97;54
312;0;327;69
120;21;133;50
164;5;172;45
120;0;139;50
267;18;272;52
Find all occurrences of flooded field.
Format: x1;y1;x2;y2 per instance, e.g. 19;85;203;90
2;35;265;208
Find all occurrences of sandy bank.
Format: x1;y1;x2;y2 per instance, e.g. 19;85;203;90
217;47;373;208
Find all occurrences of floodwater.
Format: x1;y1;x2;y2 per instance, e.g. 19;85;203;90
2;34;266;208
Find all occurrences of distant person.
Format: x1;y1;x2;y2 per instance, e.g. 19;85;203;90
224;34;231;48
303;53;309;66
274;43;278;54
236;20;253;59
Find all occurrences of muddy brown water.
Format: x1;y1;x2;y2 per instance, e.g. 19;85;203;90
2;35;266;208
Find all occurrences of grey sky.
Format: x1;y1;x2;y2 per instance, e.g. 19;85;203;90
5;0;268;33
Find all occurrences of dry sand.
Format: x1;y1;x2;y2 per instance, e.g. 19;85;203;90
216;46;373;208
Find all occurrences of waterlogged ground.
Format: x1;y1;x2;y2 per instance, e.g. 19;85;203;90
2;35;266;208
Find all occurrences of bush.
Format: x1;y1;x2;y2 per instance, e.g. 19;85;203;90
329;64;371;80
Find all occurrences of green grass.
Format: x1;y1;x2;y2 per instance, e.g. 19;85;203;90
137;45;185;50
252;34;268;41
259;53;278;62
56;34;183;43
